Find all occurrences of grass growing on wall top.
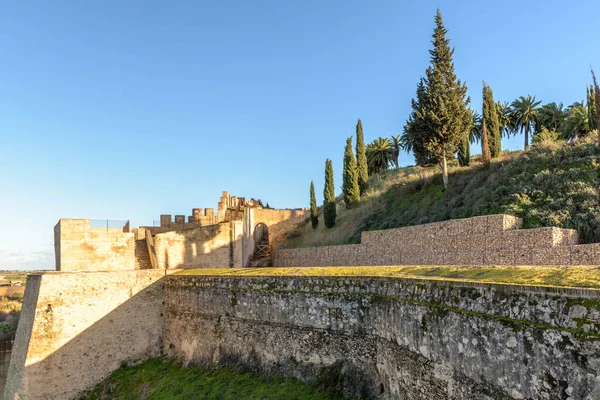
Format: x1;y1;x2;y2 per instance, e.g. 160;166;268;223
81;357;362;400
177;266;600;289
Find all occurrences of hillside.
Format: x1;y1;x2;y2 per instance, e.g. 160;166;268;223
283;139;600;248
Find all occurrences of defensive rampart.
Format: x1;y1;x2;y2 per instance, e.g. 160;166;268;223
164;273;600;399
274;214;598;267
4;270;167;400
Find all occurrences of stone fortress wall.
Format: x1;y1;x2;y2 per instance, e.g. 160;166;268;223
275;214;600;267
164;274;600;400
14;210;600;400
54;191;310;272
54;219;135;272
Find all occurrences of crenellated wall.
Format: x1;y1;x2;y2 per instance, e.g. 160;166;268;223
163;274;600;400
274;214;598;267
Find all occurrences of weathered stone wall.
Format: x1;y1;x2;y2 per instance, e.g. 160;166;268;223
164;274;600;399
274;214;598;267
54;219;135;271
153;221;243;269
4;270;167;400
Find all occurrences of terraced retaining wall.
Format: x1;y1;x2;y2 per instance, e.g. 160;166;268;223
274;214;599;267
164;274;600;400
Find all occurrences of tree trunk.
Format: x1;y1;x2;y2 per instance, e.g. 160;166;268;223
441;150;448;189
524;125;529;149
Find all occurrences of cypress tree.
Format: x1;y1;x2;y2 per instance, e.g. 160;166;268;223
421;9;472;188
323;159;336;228
592;68;600;146
481;118;491;166
588;85;597;131
457;134;470;166
342;137;360;208
355;119;369;196
402;79;438;166
309;181;318;230
482;82;501;158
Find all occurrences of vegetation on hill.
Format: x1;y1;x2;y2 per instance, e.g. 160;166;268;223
285;139;600;248
81;357;362;400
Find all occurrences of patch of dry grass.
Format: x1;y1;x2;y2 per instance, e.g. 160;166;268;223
176;265;600;289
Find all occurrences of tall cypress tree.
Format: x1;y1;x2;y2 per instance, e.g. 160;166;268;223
457;133;470;166
422;9;472;188
402;79;438;166
482;82;501;158
309;181;318;230
481;118;491;166
592;69;600;146
323;159;336;228
342;137;360;208
588;85;597;131
355;119;369;196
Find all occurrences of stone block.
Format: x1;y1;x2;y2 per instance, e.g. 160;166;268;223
456;251;484;266
174;215;185;224
454;235;471;252
205;208;215;218
570;244;600;265
552;228;579;246
471;216;489;235
453;218;474;236
514;248;533;266
436;235;457;252
430;252;445;265
532;247;570;265
484;250;515;266
443;252;458;265
487;214;522;232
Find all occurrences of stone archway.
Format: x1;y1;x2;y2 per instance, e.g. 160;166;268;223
253;223;270;258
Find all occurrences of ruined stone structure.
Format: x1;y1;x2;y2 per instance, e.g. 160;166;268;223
6;212;600;399
54;191;309;272
274;214;599;267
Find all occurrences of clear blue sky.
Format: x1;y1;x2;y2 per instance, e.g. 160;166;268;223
1;0;599;269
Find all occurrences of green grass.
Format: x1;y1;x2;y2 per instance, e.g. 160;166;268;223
177;266;600;289
283;139;600;247
81;358;361;400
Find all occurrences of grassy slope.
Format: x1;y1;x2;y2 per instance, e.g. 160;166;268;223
82;358;361;400
177;266;600;289
283;140;600;248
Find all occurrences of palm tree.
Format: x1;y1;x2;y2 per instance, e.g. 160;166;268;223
538;102;565;132
496;101;513;137
366;137;392;175
510;95;542;149
560;104;590;141
470;110;482;143
390;135;401;169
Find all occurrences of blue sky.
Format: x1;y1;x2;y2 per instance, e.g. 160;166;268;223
1;0;599;270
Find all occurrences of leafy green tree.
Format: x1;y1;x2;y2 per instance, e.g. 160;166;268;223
421;9;472;188
588;85;597;132
355;119;369;196
342;137;360;208
510;95;541;149
538;102;565;132
390;135;401;169
482;82;501;158
309;181;318;230
323;159;336;228
366;137;392;175
401;79;437;166
481;118;491;166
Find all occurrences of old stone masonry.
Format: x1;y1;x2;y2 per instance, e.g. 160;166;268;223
3;196;600;399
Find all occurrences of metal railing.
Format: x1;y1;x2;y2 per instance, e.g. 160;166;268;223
90;219;130;232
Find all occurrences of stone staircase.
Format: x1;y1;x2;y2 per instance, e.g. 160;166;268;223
134;239;152;269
